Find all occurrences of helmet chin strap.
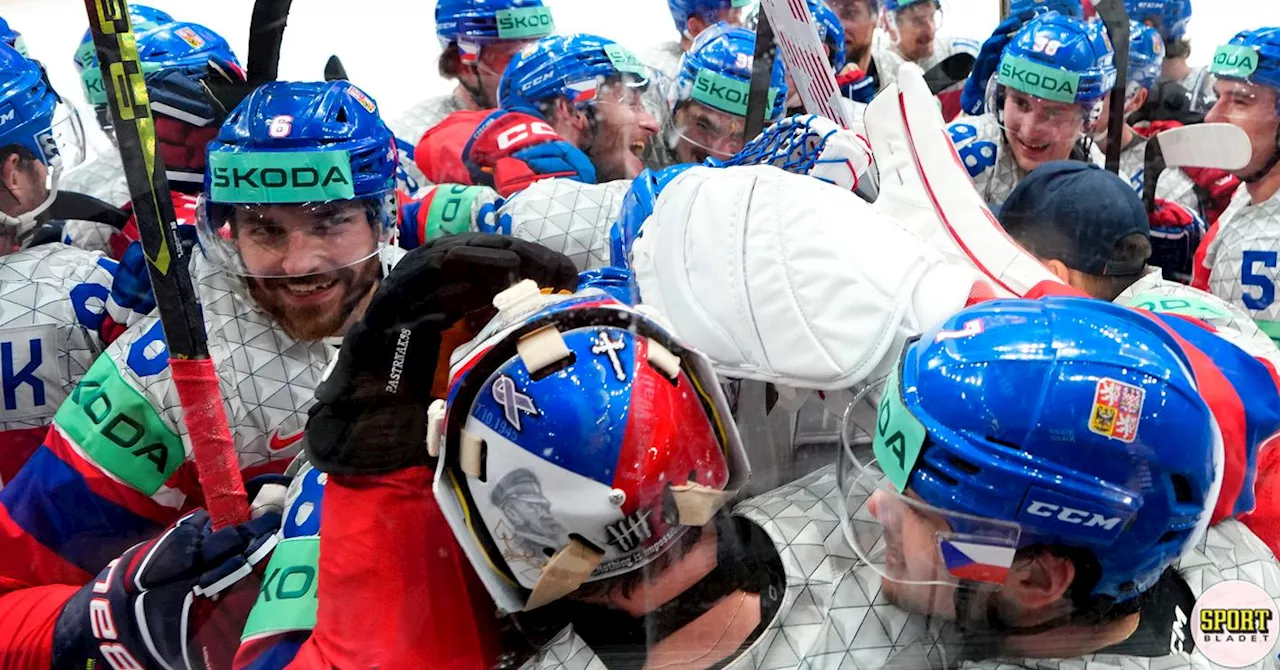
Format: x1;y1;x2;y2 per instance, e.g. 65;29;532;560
0;164;59;247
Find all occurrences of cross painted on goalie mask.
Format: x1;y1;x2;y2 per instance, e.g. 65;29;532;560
591;331;627;381
492;375;538;431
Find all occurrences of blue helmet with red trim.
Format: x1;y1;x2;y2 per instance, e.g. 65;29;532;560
892;297;1217;604
73;4;174;73
1127;20;1165;93
430;288;748;613
197;80;398;278
435;0;556;49
670;22;788;122
995;12;1117;122
668;0;754;37
498;33;650;113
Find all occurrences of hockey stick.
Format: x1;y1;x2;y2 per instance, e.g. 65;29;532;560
1000;0;1011;20
1092;0;1129;174
758;0;857;129
745;10;777;143
922;52;975;95
1143;122;1250;212
82;0;248;528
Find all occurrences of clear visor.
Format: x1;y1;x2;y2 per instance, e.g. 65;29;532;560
837;369;1021;591
891;1;944;32
47;100;88;173
670;101;748;161
988;80;1093;149
195;191;395;279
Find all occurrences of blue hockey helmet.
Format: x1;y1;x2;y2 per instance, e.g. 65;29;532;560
435;0;556;50
1009;0;1083;18
498;34;650;114
670;23;788;123
994;12;1117;122
1124;0;1191;43
668;0;754;37
1127;20;1165;94
0;17;26;57
841;297;1218;606
198;80;399;278
431;288;748;613
74;4;175;73
79;21;240;115
1210;27;1280;94
810;0;848;70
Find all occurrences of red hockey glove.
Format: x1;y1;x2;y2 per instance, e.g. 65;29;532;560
463;110;596;197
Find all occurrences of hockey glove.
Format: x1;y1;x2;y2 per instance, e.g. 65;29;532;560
51;509;281;670
1148;198;1208;284
960;10;1034;116
464;110;597;197
306;233;578;475
1183;166;1242;225
837;64;877;104
397;184;500;250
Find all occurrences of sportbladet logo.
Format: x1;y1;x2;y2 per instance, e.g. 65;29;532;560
1192;580;1279;667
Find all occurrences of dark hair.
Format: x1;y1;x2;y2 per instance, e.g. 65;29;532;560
437;42;464;80
1165;38;1191;60
1002;214;1150;300
1012;544;1145;625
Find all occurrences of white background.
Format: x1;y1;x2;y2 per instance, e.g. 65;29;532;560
5;0;1280;137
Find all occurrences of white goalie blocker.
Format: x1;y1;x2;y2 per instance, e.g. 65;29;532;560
630;64;1061;396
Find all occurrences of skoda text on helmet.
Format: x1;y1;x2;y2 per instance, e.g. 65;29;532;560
428;288;749;614
0;43;86;246
498;34;651;115
990;11;1117;140
197;80;399;281
668;0;754;39
435;0;557;102
73;3;174;74
668;22;789;161
1207;27;1280;183
1126;20;1165;98
0;17;27;57
78;21;241;135
839;297;1219;627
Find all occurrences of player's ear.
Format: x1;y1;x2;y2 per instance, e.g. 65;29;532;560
1127;88;1149;115
0;151;23;196
1003;548;1076;613
686;15;708;39
1042;259;1073;284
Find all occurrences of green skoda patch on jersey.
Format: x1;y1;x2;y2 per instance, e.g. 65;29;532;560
241;537;320;640
691;69;776;117
1122;292;1234;321
872;366;928;493
604;44;648;77
1212;45;1260;79
997;54;1081;104
54;355;184;495
425;185;486;239
496;6;556;39
209;150;355;203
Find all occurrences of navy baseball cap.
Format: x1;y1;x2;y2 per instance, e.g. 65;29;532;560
998;161;1150;276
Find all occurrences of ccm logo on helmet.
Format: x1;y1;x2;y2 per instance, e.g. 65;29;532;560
1024;501;1123;530
496;121;557;150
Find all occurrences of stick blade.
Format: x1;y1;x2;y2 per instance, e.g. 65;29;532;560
1154;123;1252;170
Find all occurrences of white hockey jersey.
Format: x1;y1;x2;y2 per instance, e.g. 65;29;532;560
1116;134;1200;214
55;147;131;255
871;31;980;92
386;89;475;194
1199;186;1280;346
0;244;116;485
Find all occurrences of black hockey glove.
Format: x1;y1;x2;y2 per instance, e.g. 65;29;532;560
305;233;578;475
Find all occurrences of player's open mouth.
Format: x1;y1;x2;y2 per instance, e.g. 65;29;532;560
1014;136;1051;153
282;276;339;298
630;140;647;158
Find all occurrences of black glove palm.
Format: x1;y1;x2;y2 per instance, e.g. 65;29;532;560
306;233;578;475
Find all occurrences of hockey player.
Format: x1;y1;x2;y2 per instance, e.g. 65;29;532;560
0;79;415;667
946;11;1114;209
422;34;659;196
387;0;557;193
667;23;789;163
649;0;753;81
1126;0;1210;111
783;0;849;114
70;3;173;77
1195;28;1280;346
62;21;245;257
999;160;1280;374
871;0;978;92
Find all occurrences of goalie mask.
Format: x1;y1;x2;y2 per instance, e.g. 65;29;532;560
430;285;749;614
